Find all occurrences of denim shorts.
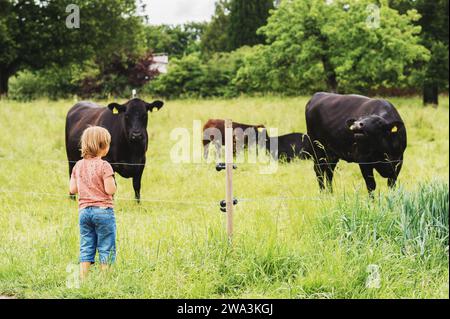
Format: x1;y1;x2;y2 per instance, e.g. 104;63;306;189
79;206;116;264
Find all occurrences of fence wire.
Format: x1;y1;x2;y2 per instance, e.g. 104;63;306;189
0;156;404;167
0;155;404;208
0;189;336;209
0;189;217;208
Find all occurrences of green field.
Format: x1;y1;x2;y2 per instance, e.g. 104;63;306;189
0;96;448;299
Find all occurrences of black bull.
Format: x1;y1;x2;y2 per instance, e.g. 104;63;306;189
65;98;164;202
305;92;407;194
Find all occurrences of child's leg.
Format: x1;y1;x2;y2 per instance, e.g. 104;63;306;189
100;264;110;272
80;262;91;280
93;208;116;268
79;208;97;280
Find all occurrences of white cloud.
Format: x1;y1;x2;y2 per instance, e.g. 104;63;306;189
141;0;216;25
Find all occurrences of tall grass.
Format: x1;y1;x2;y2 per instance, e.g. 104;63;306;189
395;181;449;257
319;181;449;257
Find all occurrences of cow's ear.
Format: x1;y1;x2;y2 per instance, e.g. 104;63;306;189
386;121;403;134
346;119;357;130
147;100;164;112
108;103;126;114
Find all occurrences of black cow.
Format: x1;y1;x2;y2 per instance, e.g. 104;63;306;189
65;98;164;202
265;132;310;162
305;92;407;194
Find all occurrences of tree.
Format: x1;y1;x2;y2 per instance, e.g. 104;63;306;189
390;0;449;105
0;0;144;96
201;0;232;54
201;0;274;54
237;0;429;94
228;0;274;50
145;22;206;58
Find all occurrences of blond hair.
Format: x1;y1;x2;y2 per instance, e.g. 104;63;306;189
80;126;111;158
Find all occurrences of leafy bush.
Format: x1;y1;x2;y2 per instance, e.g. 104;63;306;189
10;66;82;101
233;45;327;95
9;52;160;100
144;53;204;98
145;47;253;99
9;71;43;101
202;46;255;97
37;67;78;100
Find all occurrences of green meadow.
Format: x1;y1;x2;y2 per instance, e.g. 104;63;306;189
0;96;448;299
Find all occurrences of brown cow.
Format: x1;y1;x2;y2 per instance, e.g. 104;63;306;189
202;119;265;159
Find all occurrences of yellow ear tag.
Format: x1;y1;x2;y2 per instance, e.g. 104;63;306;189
113;108;119;115
257;127;264;133
391;126;398;133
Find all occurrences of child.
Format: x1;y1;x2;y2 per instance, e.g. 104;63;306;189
69;126;117;280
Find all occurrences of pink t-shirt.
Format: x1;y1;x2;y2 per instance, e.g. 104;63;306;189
71;158;115;210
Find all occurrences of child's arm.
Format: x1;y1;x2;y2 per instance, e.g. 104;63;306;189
69;163;78;195
104;176;117;195
69;176;78;195
103;162;117;195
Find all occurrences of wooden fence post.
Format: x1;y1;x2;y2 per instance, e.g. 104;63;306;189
224;119;234;242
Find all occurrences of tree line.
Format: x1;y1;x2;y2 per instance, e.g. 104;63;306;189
0;0;448;105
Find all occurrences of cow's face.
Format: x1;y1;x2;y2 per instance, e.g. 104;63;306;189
346;115;403;154
108;99;164;143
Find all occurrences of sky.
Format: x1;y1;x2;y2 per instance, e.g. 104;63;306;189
142;0;216;25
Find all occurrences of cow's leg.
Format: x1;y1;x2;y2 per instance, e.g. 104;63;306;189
68;161;76;200
324;159;339;192
311;146;328;191
388;158;403;189
215;141;222;162
203;141;210;160
388;177;397;189
313;160;327;191
359;164;376;195
133;169;144;203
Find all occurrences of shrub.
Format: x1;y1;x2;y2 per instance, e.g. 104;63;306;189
8;52;160;100
145;47;254;99
10;67;80;101
201;47;254;97
9;71;43;102
144;53;204;98
38;67;78;100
